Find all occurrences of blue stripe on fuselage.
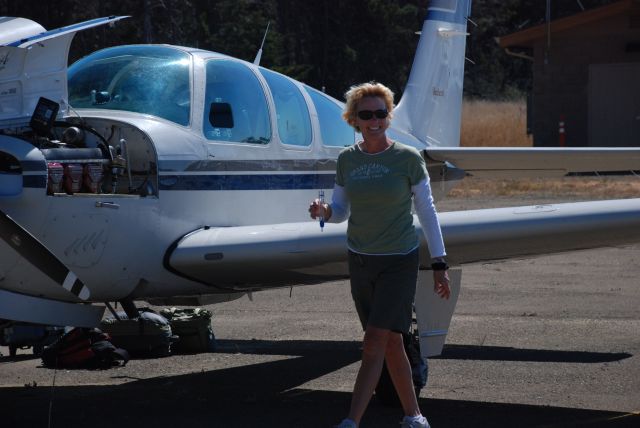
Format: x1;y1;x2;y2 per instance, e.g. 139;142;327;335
20;161;47;172
23;176;46;188
159;173;336;191
23;173;336;190
426;0;471;25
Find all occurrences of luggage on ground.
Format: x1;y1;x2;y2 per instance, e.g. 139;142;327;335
100;308;177;357
41;327;128;369
160;307;216;353
375;329;427;406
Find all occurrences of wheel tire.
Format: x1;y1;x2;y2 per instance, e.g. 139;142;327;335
9;345;17;357
33;343;44;357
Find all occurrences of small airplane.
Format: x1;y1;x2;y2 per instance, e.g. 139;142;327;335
1;0;640;359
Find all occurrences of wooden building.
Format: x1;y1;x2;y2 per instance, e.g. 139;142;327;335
498;0;640;147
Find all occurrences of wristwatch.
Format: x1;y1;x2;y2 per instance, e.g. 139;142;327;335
431;257;449;271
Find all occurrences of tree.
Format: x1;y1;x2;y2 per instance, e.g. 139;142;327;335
0;0;619;100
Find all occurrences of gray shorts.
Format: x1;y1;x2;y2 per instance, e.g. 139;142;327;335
348;249;419;333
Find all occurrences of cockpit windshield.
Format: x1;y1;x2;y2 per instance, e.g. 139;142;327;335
68;46;191;126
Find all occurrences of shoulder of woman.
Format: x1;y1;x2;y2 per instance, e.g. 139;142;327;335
393;141;422;157
338;143;360;157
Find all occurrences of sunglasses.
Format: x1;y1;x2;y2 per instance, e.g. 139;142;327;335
356;109;389;120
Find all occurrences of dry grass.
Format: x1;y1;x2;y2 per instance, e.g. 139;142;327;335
449;176;640;199
453;99;639;198
460;100;532;147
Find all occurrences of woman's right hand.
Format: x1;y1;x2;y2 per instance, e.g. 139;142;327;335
308;199;325;220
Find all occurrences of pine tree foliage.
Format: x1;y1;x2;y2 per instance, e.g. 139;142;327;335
0;0;616;100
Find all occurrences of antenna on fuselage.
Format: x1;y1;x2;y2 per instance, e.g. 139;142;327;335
253;21;271;66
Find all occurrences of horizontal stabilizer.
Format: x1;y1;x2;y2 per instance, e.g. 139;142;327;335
425;147;640;177
429;198;640;264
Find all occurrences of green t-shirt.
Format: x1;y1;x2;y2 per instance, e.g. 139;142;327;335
335;141;427;254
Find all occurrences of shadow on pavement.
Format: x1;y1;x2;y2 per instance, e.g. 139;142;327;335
1;339;637;427
436;344;632;363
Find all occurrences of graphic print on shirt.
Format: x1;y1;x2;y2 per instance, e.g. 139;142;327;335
350;163;391;181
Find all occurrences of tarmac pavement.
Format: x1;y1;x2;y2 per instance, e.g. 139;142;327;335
1;193;639;428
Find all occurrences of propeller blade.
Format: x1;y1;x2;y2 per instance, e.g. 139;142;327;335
0;209;91;300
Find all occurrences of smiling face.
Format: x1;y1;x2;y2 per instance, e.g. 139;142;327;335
355;96;390;141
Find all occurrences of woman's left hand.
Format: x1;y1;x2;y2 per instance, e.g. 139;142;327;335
433;270;450;299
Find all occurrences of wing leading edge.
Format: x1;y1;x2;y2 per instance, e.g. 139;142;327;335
167;198;640;290
166;222;350;291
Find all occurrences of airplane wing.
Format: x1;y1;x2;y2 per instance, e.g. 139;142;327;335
165;222;350;290
166;197;640;289
425;147;640;177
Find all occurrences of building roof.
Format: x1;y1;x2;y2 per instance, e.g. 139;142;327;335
498;0;639;48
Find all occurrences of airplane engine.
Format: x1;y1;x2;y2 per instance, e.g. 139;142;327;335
0;102;161;199
0;105;111;198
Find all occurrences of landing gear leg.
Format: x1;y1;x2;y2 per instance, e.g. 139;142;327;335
119;297;139;319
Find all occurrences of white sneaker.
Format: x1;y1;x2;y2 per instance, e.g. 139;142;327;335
334;418;357;428
400;415;430;428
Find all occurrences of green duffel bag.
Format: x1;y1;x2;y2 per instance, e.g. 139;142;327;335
101;309;176;358
160;308;216;354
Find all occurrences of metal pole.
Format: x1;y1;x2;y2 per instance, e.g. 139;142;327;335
545;0;551;64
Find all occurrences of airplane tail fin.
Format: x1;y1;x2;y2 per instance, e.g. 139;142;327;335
393;0;472;148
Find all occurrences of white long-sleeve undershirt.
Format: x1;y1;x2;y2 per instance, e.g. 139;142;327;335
411;177;446;259
326;184;350;223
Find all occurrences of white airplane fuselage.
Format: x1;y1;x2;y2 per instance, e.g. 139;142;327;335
0;44;460;305
0;8;468;325
0;116;456;303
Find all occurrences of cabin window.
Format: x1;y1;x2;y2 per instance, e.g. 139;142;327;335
304;85;355;147
204;60;271;144
259;69;312;147
68;46;191;126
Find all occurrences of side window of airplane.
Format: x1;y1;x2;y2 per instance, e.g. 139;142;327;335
259;69;312;147
304;85;355;147
204;60;271;144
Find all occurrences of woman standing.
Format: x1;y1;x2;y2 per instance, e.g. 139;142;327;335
309;82;450;428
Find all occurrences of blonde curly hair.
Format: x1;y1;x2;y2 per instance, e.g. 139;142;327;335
342;82;395;132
